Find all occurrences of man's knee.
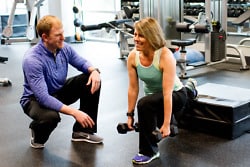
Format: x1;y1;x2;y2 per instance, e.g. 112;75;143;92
40;111;61;127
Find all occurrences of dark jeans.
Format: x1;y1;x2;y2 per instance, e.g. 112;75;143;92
137;87;188;156
22;74;101;144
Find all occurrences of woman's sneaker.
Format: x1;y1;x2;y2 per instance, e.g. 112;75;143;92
132;152;160;165
185;78;198;99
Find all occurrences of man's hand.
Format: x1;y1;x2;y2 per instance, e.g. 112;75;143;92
60;105;95;128
73;109;95;128
87;70;101;94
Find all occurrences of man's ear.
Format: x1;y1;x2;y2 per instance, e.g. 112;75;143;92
41;33;48;41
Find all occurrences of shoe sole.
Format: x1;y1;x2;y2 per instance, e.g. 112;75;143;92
30;138;45;149
30;144;45;149
71;138;103;144
132;152;160;165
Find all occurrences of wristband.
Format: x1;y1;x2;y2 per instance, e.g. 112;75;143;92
126;112;134;117
91;68;101;74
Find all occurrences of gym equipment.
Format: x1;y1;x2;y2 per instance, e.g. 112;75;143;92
72;0;85;42
171;16;209;78
0;77;12;87
228;9;250;36
73;18;84;41
0;57;11;87
80;19;133;32
0;56;8;63
1;0;44;44
26;0;45;40
74;18;82;27
116;122;139;134
173;48;205;64
172;0;249;78
79;18;134;58
180;83;250;139
123;6;139;21
117;122;178;143
73;6;81;14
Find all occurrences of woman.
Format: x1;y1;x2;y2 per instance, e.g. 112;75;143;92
126;17;197;164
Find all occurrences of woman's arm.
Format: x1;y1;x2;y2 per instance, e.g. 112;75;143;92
126;50;139;129
160;47;177;138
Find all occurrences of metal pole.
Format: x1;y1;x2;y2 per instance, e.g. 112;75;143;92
205;0;211;63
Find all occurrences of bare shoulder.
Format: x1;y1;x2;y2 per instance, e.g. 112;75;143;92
128;48;136;58
161;47;174;60
160;47;176;68
127;49;137;65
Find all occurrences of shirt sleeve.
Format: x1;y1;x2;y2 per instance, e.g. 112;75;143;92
23;56;63;111
64;43;93;74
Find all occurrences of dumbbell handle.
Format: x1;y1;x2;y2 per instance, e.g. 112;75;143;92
117;123;139;134
152;125;179;143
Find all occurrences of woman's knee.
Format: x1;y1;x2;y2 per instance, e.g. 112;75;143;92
137;97;149;113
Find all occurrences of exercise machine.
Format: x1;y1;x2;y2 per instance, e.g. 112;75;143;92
171;12;210;78
228;9;250;36
171;0;249;78
26;0;45;41
79;18;134;59
1;0;45;45
72;0;85;42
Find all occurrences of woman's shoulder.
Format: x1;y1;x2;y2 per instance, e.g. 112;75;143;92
128;49;137;59
127;49;138;66
159;47;175;65
160;46;172;55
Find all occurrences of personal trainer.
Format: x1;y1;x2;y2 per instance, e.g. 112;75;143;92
20;15;103;149
126;17;197;165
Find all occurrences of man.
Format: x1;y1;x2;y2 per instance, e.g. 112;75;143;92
20;15;103;149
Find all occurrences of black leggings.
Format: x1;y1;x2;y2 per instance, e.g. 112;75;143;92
23;74;101;144
137;87;187;156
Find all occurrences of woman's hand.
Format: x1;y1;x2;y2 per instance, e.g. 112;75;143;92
160;123;171;138
127;117;134;130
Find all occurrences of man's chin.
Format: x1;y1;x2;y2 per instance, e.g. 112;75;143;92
58;43;64;49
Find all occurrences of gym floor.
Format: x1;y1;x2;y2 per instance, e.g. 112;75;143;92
1;40;250;167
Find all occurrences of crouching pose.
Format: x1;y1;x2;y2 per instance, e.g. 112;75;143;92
20;15;103;149
126;17;197;164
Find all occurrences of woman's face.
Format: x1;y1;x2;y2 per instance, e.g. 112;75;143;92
134;28;150;51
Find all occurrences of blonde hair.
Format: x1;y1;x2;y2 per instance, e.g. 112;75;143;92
134;17;166;50
36;15;63;37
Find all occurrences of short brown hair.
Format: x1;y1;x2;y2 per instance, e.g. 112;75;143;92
36;15;62;37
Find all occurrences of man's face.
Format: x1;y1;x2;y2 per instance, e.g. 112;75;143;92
43;24;65;52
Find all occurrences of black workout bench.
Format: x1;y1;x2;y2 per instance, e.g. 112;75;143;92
180;83;250;139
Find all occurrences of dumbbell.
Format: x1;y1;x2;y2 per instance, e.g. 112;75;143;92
0;78;12;86
117;122;179;143
74;18;82;27
151;125;179;143
117;122;139;134
72;6;83;14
